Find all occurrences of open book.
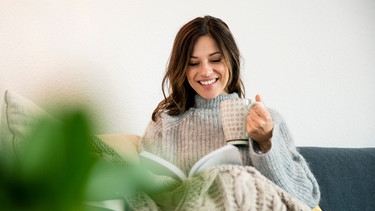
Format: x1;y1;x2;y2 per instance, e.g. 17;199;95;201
139;145;243;181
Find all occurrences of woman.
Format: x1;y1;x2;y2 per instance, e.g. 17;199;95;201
139;15;320;210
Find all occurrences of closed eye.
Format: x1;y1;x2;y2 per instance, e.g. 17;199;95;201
188;62;199;67
211;58;222;63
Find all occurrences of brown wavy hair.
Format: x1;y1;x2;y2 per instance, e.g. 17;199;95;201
152;15;245;121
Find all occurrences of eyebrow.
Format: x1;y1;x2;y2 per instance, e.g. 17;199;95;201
190;52;221;59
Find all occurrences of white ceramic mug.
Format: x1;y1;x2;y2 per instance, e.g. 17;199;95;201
220;98;261;145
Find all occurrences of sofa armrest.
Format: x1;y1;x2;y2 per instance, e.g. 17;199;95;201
96;134;141;165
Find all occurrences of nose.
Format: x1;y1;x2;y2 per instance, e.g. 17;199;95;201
200;61;213;77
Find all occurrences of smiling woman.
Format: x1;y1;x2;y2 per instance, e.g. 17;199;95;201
135;15;321;210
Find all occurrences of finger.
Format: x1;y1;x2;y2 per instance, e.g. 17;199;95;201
246;114;264;138
252;95;270;117
247;112;272;136
252;94;264;112
247;115;260;131
249;107;261;119
247;110;265;130
255;94;262;103
252;103;268;117
255;94;267;108
246;114;259;134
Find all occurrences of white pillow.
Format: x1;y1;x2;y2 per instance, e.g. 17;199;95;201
0;90;53;162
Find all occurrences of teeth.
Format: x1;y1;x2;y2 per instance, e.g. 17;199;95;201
200;79;216;85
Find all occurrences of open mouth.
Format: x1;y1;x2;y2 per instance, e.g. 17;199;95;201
199;78;217;85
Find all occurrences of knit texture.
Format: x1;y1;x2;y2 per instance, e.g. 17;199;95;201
141;93;320;208
124;165;311;211
89;135;124;163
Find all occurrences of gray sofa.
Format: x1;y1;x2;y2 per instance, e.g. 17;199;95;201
298;147;375;211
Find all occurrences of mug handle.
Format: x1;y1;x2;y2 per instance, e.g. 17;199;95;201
247;101;262;111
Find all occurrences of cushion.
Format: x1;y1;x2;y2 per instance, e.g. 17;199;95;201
0;90;140;166
0;90;54;162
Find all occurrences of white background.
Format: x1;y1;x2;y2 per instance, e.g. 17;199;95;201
1;0;374;147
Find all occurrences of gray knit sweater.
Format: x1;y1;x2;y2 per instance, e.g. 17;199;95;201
141;93;320;208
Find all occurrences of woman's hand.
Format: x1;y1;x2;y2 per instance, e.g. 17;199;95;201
246;95;274;153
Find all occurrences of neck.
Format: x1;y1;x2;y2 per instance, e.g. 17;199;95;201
194;93;239;109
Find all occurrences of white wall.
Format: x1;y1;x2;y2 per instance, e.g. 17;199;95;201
1;0;374;147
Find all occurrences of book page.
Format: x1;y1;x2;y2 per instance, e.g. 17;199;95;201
188;145;242;177
139;145;243;181
139;151;187;181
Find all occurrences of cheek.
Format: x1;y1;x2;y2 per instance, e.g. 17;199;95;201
220;66;230;84
186;69;195;85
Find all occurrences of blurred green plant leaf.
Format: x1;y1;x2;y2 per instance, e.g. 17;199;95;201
0;109;152;211
0;110;96;210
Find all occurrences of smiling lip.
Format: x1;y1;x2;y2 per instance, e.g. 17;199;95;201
199;78;217;85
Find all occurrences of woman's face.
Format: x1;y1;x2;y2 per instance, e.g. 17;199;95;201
186;35;230;99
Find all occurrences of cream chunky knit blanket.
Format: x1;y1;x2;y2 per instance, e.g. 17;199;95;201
124;165;311;211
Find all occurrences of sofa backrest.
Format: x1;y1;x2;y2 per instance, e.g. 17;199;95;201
299;147;375;211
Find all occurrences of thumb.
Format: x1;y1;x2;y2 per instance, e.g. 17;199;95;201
255;94;263;103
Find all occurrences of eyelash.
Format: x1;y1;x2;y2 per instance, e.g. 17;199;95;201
188;58;222;66
188;62;199;67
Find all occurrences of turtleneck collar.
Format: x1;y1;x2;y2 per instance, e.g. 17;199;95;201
194;93;239;109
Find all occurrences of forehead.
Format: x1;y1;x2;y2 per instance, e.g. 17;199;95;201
191;35;220;57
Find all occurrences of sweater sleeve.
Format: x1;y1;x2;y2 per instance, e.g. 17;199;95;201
248;109;321;208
